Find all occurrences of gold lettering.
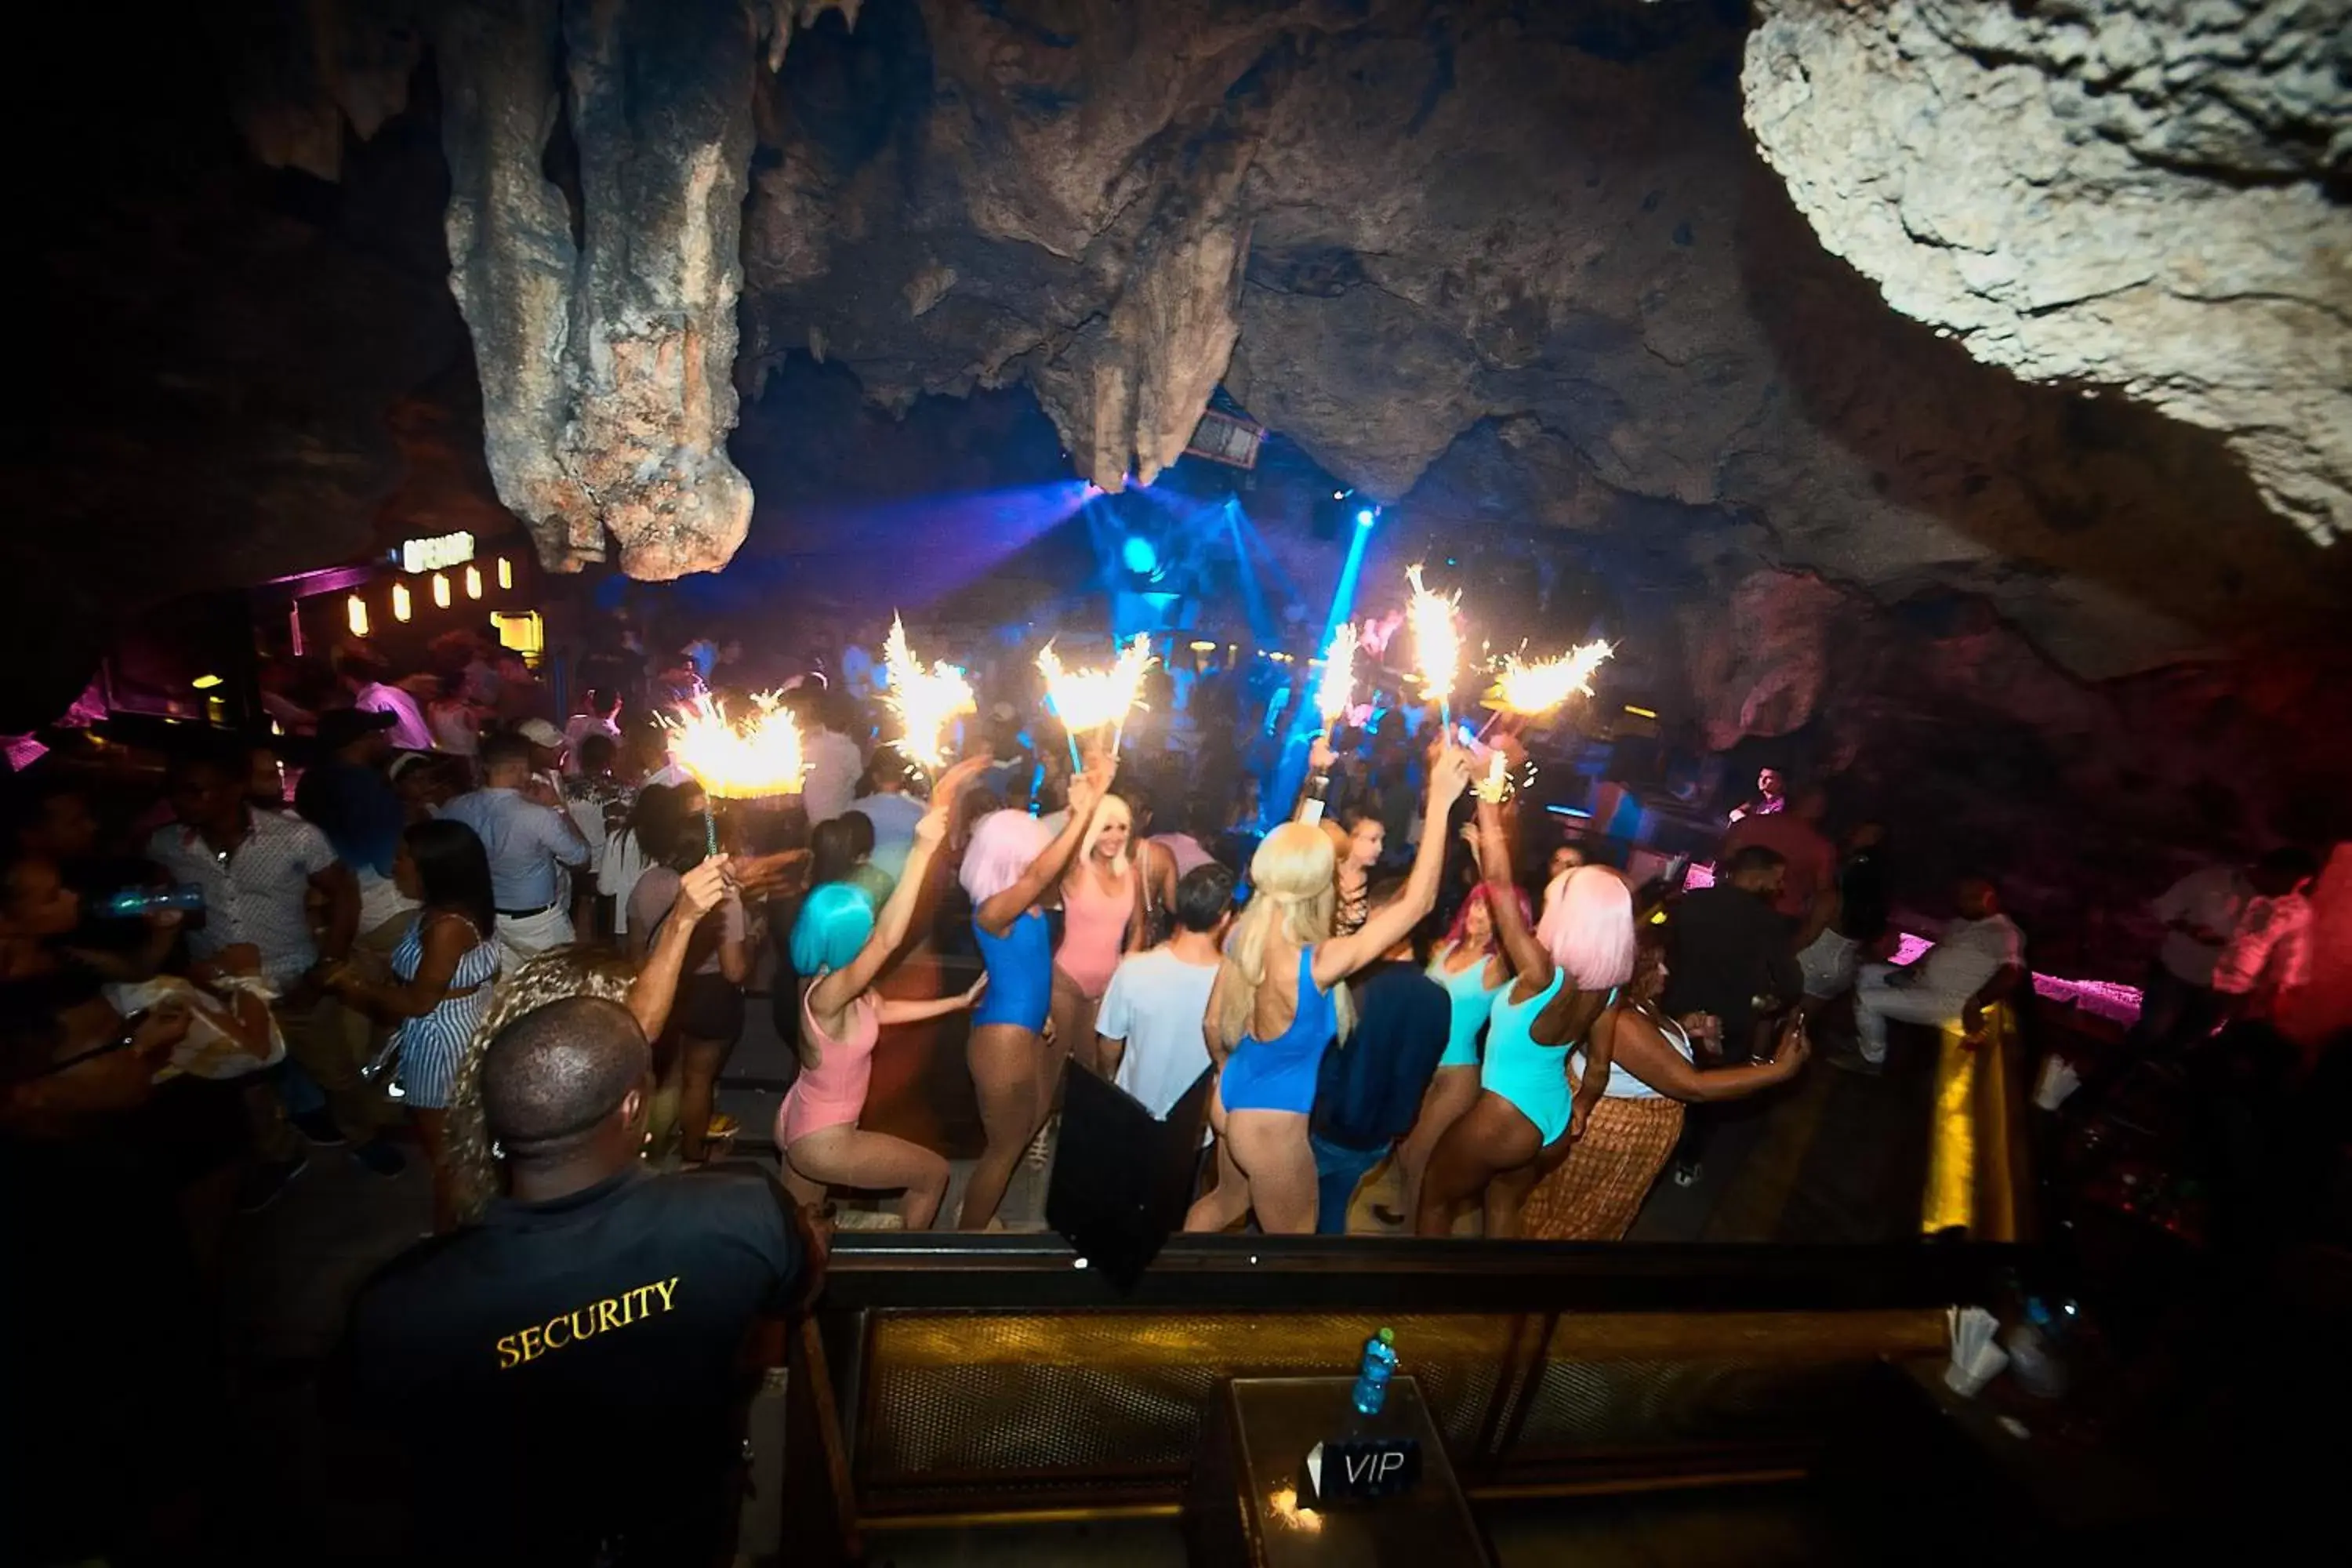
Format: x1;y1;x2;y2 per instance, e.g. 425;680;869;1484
498;1279;685;1370
597;1298;622;1334
651;1276;680;1312
518;1325;545;1363
543;1316;568;1352
570;1307;597;1343
495;1334;521;1370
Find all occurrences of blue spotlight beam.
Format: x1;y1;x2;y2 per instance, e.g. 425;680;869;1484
1264;502;1377;826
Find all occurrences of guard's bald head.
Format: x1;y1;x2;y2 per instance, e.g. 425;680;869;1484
481;996;650;1161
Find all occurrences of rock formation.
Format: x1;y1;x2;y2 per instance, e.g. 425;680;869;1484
1744;0;2352;546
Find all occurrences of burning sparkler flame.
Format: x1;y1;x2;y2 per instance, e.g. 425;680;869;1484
1406;562;1462;713
663;693;805;800
1315;624;1357;726
1037;637;1154;737
882;613;977;770
1494;640;1615;715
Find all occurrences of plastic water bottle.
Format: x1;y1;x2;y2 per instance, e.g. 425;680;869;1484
1351;1327;1398;1415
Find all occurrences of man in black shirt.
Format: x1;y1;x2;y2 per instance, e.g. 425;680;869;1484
1661;845;1804;1187
346;995;818;1566
1308;879;1452;1234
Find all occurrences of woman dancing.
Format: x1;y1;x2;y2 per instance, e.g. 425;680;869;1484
1049;791;1141;1077
1378;877;1530;1229
1523;924;1810;1240
1414;792;1639;1238
626;784;749;1163
957;753;1115;1229
779;760;989;1229
328;819;499;1232
1186;748;1471;1236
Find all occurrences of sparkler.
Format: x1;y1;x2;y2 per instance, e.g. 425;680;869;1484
1405;563;1461;731
882;613;977;771
1037;637;1154;769
1493;639;1616;716
1314;623;1358;730
664;694;807;856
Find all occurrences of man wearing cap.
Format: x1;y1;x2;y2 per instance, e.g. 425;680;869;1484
438;731;593;968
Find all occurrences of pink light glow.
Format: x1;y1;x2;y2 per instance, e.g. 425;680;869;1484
1682;860;1715;890
1889;931;1933;967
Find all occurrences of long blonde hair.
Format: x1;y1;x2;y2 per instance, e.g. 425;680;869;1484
1214;822;1357;1051
1077;792;1133;876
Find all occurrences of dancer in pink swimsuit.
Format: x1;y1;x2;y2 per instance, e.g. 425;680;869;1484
1051;792;1141;1076
776;759;988;1229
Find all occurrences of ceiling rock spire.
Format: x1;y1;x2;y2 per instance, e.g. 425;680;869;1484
434;0;762;578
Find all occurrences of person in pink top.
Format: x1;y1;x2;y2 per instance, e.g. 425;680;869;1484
777;759;988;1229
1050;791;1144;1076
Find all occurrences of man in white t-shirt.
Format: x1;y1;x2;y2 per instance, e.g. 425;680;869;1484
1849;875;2024;1069
798;690;864;826
2132;861;2252;1051
1095;863;1235;1119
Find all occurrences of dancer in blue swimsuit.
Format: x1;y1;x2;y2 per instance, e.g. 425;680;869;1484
1187;750;1473;1236
1383;878;1526;1228
956;759;1113;1230
1415;789;1639;1238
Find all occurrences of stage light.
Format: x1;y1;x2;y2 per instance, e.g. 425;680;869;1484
346;595;370;638
464;564;483;599
1623;704;1657;719
191;673;222;691
391;582;412;622
1189;640;1218;652
1333;490;1345;500
496;557;514;590
432;572;452;608
1120;535;1159;574
1356;509;1375;527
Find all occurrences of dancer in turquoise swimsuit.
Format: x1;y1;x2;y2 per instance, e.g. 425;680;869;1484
1381;870;1529;1228
1186;748;1472;1236
1415;787;1639;1238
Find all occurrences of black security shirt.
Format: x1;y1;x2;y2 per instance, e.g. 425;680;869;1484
346;1164;804;1565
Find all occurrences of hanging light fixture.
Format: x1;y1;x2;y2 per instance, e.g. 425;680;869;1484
347;595;371;637
432;572;452;608
391;582;412;622
464;564;483;599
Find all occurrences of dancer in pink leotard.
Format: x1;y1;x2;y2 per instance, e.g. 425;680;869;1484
1050;791;1141;1076
776;759;988;1229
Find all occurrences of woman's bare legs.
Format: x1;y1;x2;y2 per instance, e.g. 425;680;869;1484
1414;1092;1542;1237
1050;967;1098;1076
415;1107;456;1234
779;1163;826;1212
1481;1131;1575;1238
1388;1065;1482;1225
1224;1109;1319;1234
677;1033;736;1161
959;1022;1045;1229
787;1126;953;1229
1184;1086;1251;1232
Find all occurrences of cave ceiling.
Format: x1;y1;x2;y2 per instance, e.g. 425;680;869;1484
11;0;2350;738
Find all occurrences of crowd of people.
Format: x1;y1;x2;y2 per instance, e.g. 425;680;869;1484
3;616;2332;1563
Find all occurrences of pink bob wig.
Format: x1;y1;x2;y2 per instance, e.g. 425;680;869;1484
959;808;1054;906
1443;881;1534;953
1535;864;1637;992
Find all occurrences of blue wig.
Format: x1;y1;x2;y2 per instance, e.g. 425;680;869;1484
791;880;877;976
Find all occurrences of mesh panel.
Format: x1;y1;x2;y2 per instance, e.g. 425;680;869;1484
860;1311;1514;1486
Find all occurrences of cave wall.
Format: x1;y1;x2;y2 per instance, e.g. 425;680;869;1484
1744;0;2352;546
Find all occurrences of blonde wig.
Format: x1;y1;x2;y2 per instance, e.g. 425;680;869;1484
1078;792;1134;873
1536;864;1638;993
1213;822;1357;1052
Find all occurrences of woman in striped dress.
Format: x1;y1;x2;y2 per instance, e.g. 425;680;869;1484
330;818;499;1231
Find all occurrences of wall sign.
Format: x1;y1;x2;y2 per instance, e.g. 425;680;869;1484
399;531;476;574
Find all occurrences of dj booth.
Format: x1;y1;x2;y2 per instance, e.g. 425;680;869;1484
776;1232;2034;1564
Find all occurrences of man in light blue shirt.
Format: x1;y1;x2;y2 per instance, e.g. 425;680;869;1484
848;748;927;890
439;731;590;968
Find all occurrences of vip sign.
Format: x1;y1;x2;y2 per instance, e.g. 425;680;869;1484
400;531;476;574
